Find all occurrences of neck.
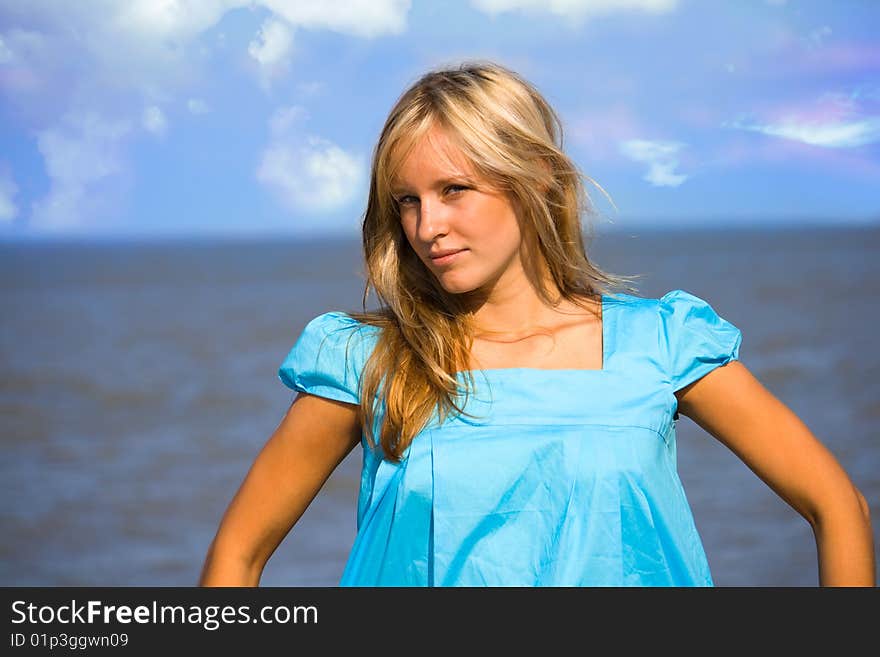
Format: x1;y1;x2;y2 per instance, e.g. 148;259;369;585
463;267;586;336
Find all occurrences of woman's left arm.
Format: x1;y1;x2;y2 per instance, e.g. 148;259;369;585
675;360;876;587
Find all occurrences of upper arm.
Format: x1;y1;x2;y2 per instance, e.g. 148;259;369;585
211;392;362;569
207;311;376;573
675;360;865;526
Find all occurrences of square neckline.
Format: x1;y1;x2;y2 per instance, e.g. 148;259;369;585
455;294;613;376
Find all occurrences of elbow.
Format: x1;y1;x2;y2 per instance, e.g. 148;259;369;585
199;536;265;587
806;483;873;532
854;486;872;526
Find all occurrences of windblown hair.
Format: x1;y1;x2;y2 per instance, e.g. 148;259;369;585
345;60;638;462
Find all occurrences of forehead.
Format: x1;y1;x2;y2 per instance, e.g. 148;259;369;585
390;125;476;188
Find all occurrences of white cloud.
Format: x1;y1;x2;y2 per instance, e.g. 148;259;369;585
0;27;59;99
0;164;19;222
619;139;688;187
0;3;219;107
805;25;832;50
269;105;310;135
297;81;326;97
0;0;411;231
726;116;880;149
248;17;294;91
262;0;410;38
471;0;678;20
1;1;410;103
256;135;363;213
110;0;241;40
31;111;132;231
851;84;880;102
187;98;210;114
569;104;642;161
0;35;12;63
142;105;168;136
0;27;47;65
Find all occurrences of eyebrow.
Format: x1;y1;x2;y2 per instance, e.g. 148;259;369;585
391;176;477;196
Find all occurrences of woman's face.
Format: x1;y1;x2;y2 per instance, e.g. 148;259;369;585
392;124;528;297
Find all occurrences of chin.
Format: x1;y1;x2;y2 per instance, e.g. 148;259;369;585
435;275;479;296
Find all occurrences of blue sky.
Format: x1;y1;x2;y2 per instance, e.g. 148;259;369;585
0;0;878;239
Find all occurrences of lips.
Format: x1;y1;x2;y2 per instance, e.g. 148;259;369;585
428;248;467;267
430;248;466;259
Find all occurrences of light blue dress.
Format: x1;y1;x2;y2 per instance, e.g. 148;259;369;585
278;289;742;586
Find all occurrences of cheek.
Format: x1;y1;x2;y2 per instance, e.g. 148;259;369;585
482;208;522;250
398;218;418;249
398;222;434;269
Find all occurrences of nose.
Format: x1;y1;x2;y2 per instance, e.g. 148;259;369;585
415;196;449;243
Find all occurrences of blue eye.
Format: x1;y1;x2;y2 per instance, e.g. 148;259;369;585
395;185;468;206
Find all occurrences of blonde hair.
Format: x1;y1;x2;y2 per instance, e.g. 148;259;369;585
345;60;638;462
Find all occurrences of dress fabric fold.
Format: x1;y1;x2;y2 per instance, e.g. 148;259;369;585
278;289;742;586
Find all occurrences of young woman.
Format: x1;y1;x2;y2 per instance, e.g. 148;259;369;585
199;61;874;587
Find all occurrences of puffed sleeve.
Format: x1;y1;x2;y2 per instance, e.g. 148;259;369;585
658;289;742;393
277;311;372;405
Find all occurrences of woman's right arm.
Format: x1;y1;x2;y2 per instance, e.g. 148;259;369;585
198;392;363;586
